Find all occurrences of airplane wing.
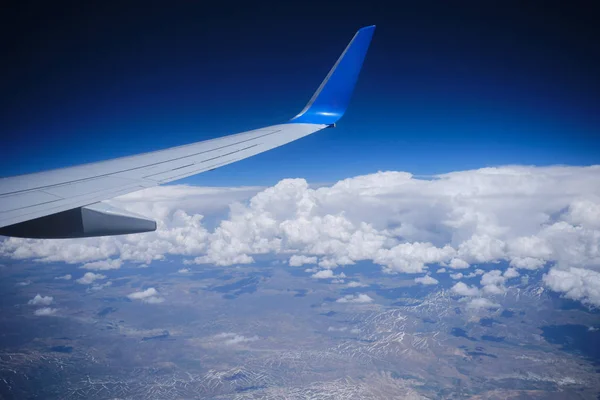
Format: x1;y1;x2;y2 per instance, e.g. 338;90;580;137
0;25;375;238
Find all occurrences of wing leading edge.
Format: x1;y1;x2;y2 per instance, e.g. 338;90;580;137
0;25;375;238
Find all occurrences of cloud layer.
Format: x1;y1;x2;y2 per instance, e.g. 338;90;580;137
1;166;600;305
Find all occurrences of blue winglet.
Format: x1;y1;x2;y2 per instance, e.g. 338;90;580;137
290;25;375;125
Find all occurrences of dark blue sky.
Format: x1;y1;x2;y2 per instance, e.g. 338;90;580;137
2;1;598;185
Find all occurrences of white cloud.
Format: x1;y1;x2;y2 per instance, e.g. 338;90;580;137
178;268;190;274
88;281;112;292
347;281;367;288
543;267;600;307
450;272;463;280
448;258;470;269
76;272;106;285
311;269;334;279
564;199;600;229
436;268;447;273
451;282;480;297
414;275;439;285
466;298;501;310
54;274;72;280
34;307;57;316
81;258;122;270
480;270;505;286
289;255;318;267
510;257;546;270
480;270;507;295
457;234;506;264
213;332;258;346
503;267;520;279
336;293;374;304
28;294;53;306
2;166;600;305
127;287;164;304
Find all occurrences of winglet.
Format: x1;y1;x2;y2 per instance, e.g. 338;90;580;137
291;25;375;125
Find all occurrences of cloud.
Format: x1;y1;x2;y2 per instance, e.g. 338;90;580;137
503;267;520;279
178;268;190;274
448;258;470;269
81;259;122;270
414;275;439;285
466;298;501;310
213;332;258;346
289;255;318;267
510;257;546;270
76;272;106;285
311;269;346;280
88;281;112;292
34;307;57;316
336;293;374;304
450;273;463;280
2;166;600;305
543;267;600;307
28;294;53;306
54;274;72;280
451;282;480;297
480;270;507;294
347;281;367;288
127;288;164;304
311;269;335;279
436;268;447;273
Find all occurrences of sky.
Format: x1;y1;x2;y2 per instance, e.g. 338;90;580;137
1;1;599;185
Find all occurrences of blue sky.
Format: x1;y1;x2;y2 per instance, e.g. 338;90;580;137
2;1;598;185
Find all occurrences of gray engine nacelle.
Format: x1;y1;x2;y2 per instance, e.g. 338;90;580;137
0;203;156;239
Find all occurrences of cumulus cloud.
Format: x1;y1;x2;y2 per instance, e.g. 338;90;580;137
450;273;463;280
289;255;318;267
54;274;72;280
414;275;439;285
448;258;470;269
28;294;53;306
480;270;507;294
336;293;374;304
178;268;190;274
34;307;57;316
543;267;600;307
76;272;106;285
127;288;164;304
311;269;335;279
504;268;520;279
436;268;447;273
451;282;480;297
2;166;600;305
